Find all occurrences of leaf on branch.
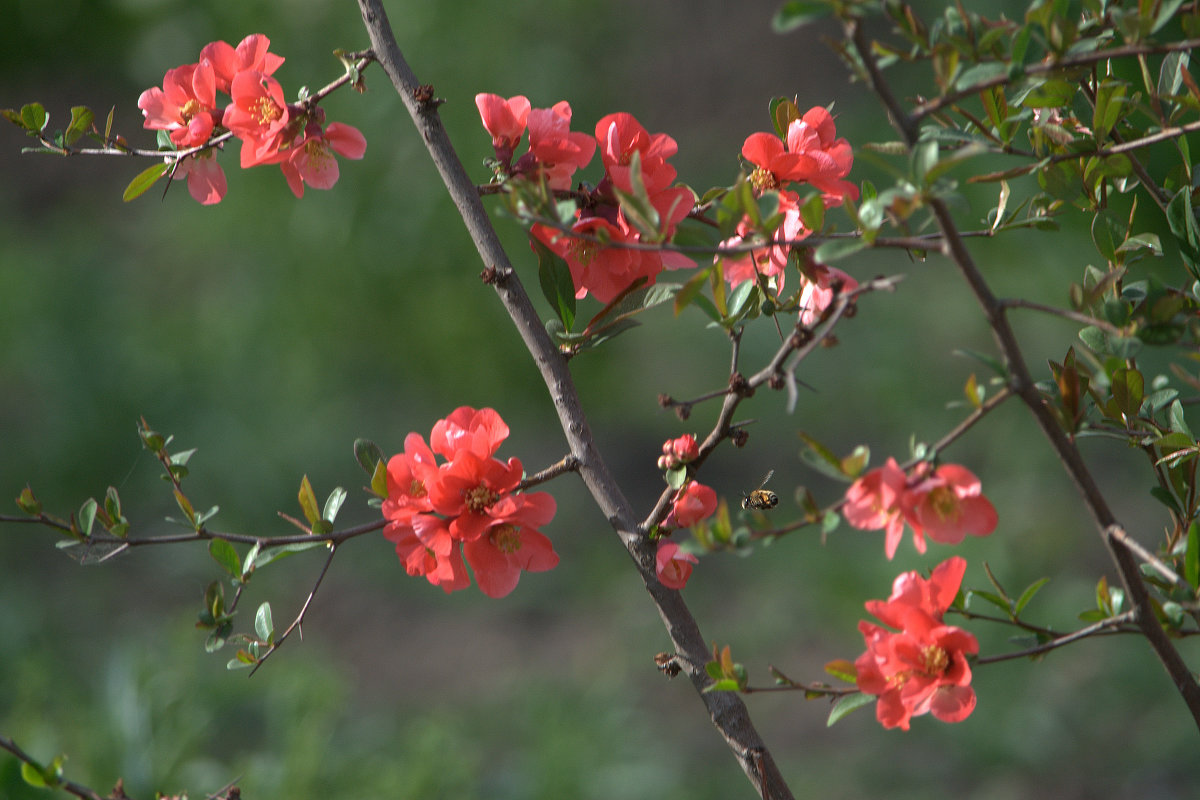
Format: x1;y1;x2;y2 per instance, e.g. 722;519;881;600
122;161;170;202
826;692;874;727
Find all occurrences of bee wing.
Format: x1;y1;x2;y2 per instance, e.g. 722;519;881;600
757;469;775;490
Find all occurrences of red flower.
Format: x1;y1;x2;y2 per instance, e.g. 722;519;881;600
381;408;559;597
656;540;698;590
844;460;998;559
200;33;284;94
516;101;596;189
855;557;978;730
903;464;998;547
461;493;558;598
657;434;699;470
785;107;858;206
430;406;510;460
137;62;220;148
718;190;808;295
669;480;718;528
279;121;367;198
843;458;909;559
594;112;679;196
222;70;292;167
475;93;531;165
797;262;857;327
170;150;227;205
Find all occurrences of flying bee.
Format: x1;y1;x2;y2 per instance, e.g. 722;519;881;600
741;470;779;511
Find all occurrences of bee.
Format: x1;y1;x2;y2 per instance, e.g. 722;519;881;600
741;470;779;511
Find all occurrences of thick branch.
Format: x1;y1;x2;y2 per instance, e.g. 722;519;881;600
354;1;794;796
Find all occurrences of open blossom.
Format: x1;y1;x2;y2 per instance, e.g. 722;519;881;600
170;150;227;205
200;33;284;94
718;189;808;294
855;557;979;730
475;93;531;165
595;112;679;196
279;121;367;198
222;69;292;167
382;407;558;598
742;107;857;205
514;101;596;190
668;480;718;528
137;61;220;148
844;459;997;559
903;464;998;547
656;540;698;590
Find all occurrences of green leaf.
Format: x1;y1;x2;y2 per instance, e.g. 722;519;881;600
674;264;712;316
813;238;866;263
954;62;1007;90
1185;519;1199;589
703;679;743;693
1168;399;1192;437
965;589;1011;614
771;1;832;33
20;102;48;133
209;538;241;578
298;474;320;525
827;692;874;726
65;105;94;145
1166;188;1200;279
253;540;327;570
824;659;857;683
353;438;385;475
370;458;388;498
122;161;169;202
78;497;98;537
1013;577;1050;616
254;601;274;643
532;235;577;331
323;486;348;523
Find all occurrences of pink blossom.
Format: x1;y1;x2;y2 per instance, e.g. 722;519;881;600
475;93;531;164
200;34;284;94
797;262;857;327
515;101;596;189
669;481;718;528
855;557;979;730
137;62;220;148
657;434;699;470
279;121;367;198
170;150;227;205
594;112;679;196
656;540;698;590
222;70;292;167
903;464;998;547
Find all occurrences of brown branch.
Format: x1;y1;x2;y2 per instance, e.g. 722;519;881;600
354;1;795;796
847;15;1200;732
248;542;339;676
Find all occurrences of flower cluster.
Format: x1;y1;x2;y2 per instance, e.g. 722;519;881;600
855;557;979;730
381;407;558;598
668;480;718;529
477;94;695;304
657;433;699;470
722;106;859;317
138;34;366;205
842;458;998;560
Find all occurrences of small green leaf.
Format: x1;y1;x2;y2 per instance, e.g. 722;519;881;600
703;679;743;693
354;438;385;475
254;601;274;643
209;538;241;578
370;458;388;498
1013;577;1050;616
827;692;874;726
78;497;98;537
298;475;320;525
65;105;94;145
16;485;42;515
824;659;857;683
252;540;327;570
813;238;867;263
20;102;48;133
532;235;577;331
771;1;832;33
323;487;348;523
122;161;169;202
1185;520;1199;589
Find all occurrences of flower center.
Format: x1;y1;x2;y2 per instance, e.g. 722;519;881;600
179;98;202;123
408;479;426;500
921;645;949;676
490;523;521;553
570;239;598;267
252;96;282;126
928;486;960;522
749;165;779;193
464;484;499;513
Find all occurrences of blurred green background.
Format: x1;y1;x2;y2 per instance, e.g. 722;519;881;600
1;1;1196;798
